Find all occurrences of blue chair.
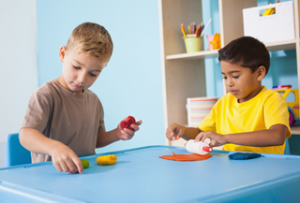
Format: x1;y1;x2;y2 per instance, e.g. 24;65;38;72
284;138;291;155
4;133;31;167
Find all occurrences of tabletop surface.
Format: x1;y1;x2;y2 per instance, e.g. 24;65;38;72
0;145;300;203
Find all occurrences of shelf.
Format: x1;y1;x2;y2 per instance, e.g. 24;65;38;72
166;39;298;61
265;39;298;52
291;126;300;135
166;50;218;60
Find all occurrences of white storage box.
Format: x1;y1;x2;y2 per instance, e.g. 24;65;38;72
186;97;218;127
243;1;295;43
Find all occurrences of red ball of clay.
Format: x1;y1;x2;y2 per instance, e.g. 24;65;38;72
120;116;136;130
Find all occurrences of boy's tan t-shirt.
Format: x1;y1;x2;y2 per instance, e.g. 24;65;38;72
21;79;105;163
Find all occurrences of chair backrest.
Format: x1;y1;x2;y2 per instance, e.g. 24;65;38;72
4;133;31;167
284;138;291;155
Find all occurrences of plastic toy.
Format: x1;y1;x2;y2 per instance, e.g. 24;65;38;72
185;139;213;155
273;86;299;126
206;33;221;51
120;116;136;131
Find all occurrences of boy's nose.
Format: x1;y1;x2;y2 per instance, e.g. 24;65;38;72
226;78;233;87
78;73;87;84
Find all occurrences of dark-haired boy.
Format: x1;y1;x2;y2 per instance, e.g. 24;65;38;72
165;36;291;154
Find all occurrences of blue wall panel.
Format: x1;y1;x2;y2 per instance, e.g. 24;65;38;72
36;0;165;153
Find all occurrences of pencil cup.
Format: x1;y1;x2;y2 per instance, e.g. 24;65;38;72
183;37;202;53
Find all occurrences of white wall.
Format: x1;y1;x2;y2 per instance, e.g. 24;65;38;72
0;0;38;145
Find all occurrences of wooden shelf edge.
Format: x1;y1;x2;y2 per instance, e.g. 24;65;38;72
166;50;219;60
265;39;298;52
166;39;299;61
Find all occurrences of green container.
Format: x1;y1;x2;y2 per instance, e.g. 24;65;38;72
80;159;89;169
184;37;202;53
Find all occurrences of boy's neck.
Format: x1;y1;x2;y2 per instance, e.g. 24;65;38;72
55;76;83;94
238;85;263;103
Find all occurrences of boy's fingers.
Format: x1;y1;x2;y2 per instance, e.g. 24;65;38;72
120;129;134;140
74;158;84;174
166;127;173;136
195;132;204;142
136;120;142;125
201;133;212;142
66;159;78;173
176;128;184;139
123;128;134;136
130;124;140;131
166;130;174;140
59;161;69;172
122;135;133;140
53;161;63;172
209;140;216;147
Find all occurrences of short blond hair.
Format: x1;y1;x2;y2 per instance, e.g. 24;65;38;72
66;22;113;62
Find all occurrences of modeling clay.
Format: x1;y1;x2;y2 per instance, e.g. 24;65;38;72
68;159;89;173
228;152;262;160
120;116;136;131
81;159;89;169
185;139;213;155
96;154;117;165
159;151;211;161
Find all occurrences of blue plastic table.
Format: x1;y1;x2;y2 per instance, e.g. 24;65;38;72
0;146;300;203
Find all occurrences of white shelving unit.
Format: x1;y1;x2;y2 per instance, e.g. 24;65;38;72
159;0;300;147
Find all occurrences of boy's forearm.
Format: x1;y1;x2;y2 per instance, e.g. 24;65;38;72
96;129;119;148
181;127;201;140
224;125;287;147
19;127;63;155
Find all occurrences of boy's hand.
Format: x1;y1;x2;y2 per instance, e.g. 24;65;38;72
50;143;84;174
195;131;227;147
116;117;142;140
166;123;185;141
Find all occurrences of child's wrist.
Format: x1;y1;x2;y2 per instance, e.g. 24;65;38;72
115;128;122;141
48;140;63;156
223;134;230;144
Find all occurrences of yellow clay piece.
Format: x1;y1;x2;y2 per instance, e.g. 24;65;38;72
96;154;117;165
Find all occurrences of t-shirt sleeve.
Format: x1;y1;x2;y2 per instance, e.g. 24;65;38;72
198;100;219;132
21;89;53;133
264;92;291;139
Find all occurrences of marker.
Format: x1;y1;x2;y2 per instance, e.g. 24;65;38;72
200;18;212;37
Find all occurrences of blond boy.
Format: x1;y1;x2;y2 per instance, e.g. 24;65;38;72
20;22;142;173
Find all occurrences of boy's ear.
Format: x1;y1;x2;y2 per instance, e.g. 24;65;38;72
59;46;66;63
257;66;266;81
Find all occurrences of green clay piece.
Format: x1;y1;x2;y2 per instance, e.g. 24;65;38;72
80;159;89;169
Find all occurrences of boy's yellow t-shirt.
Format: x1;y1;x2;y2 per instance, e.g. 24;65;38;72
199;86;291;154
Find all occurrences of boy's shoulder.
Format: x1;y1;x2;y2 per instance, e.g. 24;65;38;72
33;80;58;98
259;87;285;102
